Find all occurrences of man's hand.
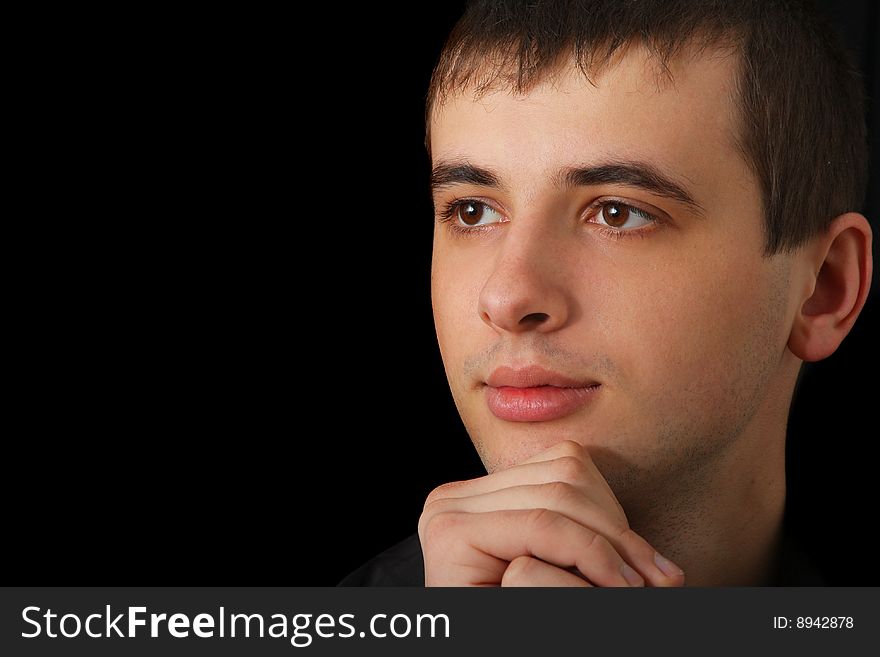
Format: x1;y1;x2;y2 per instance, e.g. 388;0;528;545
418;440;685;587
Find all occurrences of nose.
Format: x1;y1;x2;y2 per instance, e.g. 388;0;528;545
477;224;572;335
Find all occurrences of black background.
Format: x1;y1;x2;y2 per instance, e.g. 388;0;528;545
9;1;877;586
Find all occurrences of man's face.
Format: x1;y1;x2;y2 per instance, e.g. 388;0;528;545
429;47;798;503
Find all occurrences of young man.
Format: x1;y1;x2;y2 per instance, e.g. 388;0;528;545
341;0;872;586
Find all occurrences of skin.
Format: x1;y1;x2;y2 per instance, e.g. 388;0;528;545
420;45;873;586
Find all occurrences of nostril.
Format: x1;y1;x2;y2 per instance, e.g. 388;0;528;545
520;312;549;325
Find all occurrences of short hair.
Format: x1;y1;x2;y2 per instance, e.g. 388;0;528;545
425;0;869;256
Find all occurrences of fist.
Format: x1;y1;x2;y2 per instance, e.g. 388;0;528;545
418;440;685;587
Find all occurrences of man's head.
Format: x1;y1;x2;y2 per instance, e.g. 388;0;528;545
427;0;872;508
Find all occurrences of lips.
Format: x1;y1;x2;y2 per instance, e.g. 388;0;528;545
484;365;601;422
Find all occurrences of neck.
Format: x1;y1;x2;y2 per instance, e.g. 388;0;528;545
624;420;788;586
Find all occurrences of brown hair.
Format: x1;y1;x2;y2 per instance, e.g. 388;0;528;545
425;0;868;255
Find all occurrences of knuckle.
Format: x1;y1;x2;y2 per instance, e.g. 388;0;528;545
420;511;461;546
525;506;560;532
617;526;639;544
417;512;430;543
554;440;584;459
617;527;659;568
585;531;610;554
611;508;630;531
424;482;458;509
417;498;448;540
543;480;579;506
422;495;450;517
553;455;587;483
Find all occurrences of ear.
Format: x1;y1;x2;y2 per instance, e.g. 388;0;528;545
788;212;873;362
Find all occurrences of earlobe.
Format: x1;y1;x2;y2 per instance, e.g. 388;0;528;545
788;212;873;363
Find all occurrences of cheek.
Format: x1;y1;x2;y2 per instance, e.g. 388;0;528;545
431;240;483;375
607;246;789;414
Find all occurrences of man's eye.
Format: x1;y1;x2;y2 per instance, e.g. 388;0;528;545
593;202;656;230
451;200;505;227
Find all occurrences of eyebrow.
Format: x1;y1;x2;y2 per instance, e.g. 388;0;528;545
431;161;505;192
560;162;706;216
431;158;705;217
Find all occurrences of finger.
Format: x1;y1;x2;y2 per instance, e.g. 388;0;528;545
511;442;684;586
424;482;679;586
425;448;613;507
519;440;622;512
425;508;643;587
519;439;592;466
425;441;618;511
502;556;593;587
426;482;625;551
617;528;686;587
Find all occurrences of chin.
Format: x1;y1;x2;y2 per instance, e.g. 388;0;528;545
471;419;596;471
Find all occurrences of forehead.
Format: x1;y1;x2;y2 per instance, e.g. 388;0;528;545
429;46;752;203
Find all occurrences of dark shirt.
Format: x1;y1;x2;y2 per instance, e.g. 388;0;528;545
338;527;826;586
339;533;425;587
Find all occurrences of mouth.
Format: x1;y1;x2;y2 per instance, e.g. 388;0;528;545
483;365;601;422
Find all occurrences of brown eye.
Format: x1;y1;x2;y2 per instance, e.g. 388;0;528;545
459;201;485;225
603;203;630;227
443;200;505;231
595;202;655;231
